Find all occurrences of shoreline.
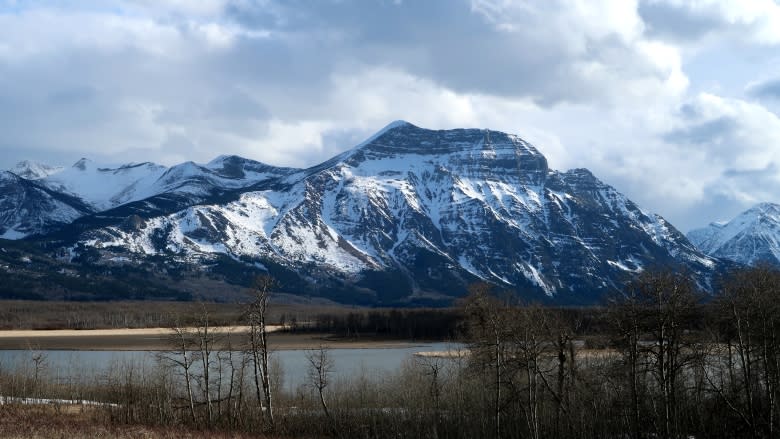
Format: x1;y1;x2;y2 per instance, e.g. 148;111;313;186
0;326;444;351
0;325;267;339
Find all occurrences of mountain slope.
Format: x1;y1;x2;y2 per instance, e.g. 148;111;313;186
38;156;300;212
11;160;64;180
66;122;717;304
0;171;95;239
688;202;780;265
1;156;300;239
40;159;168;211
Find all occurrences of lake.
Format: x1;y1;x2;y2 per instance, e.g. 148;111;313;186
0;343;462;391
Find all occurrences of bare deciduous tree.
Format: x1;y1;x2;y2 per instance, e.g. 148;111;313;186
195;304;216;426
713;265;780;437
306;345;334;421
609;269;700;439
30;350;46;397
163;322;198;425
462;282;514;439
246;274;276;428
608;284;645;439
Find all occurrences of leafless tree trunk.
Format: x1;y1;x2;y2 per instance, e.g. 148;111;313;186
235;350;249;428
222;330;237;426
610;270;699;439
306;345;334;421
246;274;276;428
495;329;502;439
462;282;513;439
196;306;215;426
512;305;548;439
167;324;197;425
417;354;445;437
30;351;46;398
609;276;650;439
716;265;780;437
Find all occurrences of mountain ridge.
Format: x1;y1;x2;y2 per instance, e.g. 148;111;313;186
2;122;721;304
688;202;780;266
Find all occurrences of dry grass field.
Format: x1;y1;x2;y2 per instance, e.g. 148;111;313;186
0;404;279;439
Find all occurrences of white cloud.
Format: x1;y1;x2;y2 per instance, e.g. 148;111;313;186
642;0;780;45
120;0;230;19
0;9;186;60
0;0;778;232
472;0;644;44
468;0;688;106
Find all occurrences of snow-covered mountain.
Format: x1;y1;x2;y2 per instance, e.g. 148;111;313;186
0;171;94;239
36;157;297;212
41;121;716;304
11;160;64;180
688;202;780;266
40;159;168;211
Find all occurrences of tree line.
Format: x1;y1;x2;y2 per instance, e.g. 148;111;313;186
295;308;462;339
461;266;780;438
2;267;780;438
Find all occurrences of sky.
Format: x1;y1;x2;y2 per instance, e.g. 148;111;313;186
0;0;779;233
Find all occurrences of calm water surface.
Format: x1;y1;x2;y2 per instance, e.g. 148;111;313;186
0;343;461;390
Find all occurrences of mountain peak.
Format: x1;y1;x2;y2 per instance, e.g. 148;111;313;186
688;202;780;265
336;123;549;186
72;158;92;171
207;155;242;166
205;154;266;169
348;120;417;151
350;122;543;156
749;202;780;217
381;119;414;131
10;160;64;180
0;121;719;304
206;155;259;179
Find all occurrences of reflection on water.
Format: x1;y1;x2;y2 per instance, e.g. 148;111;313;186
0;343;462;390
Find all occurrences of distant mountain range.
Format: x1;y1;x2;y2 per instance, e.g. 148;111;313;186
688;202;780;266
0;121;755;305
